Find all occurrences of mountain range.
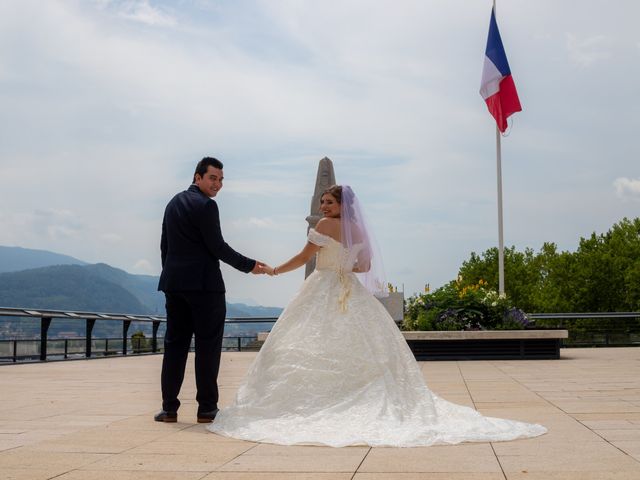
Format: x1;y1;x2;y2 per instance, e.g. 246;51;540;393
0;246;282;318
0;246;87;273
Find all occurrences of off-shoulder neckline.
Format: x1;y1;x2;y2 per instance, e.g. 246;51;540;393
310;228;341;245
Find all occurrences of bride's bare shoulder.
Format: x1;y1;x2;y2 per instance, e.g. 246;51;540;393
315;218;340;241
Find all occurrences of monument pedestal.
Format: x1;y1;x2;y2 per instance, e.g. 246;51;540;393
377;291;404;323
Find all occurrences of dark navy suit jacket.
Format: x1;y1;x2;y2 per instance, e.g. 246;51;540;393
158;184;256;293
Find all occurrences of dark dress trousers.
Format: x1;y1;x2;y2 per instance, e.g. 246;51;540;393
158;184;256;413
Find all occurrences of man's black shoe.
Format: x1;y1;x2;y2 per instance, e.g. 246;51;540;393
154;410;177;423
197;408;219;423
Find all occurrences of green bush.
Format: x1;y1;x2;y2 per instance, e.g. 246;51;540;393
131;330;150;353
403;278;530;331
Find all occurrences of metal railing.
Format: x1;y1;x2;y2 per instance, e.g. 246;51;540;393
3;306;638;363
0;307;277;363
528;312;640;347
529;312;640;320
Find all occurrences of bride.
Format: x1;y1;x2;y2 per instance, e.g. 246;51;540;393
208;185;546;447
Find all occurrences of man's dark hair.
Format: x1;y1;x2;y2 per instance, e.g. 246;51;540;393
193;157;223;183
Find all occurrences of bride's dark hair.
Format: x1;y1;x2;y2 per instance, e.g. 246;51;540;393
322;185;343;204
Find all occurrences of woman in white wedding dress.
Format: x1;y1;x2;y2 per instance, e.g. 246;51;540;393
208;185;546;447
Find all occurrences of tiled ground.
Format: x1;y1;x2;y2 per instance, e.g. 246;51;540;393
1;347;640;479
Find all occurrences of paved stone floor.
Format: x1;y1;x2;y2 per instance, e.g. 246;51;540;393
1;348;640;479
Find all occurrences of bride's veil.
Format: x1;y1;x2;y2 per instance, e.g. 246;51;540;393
340;185;388;298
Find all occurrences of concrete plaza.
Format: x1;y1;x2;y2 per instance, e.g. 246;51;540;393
1;347;640;479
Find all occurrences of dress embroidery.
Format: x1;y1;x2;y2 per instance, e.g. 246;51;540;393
208;228;547;447
308;228;353;312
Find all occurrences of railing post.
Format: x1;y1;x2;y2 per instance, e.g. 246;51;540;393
237;337;241;351
13;339;17;363
122;320;131;355
64;339;68;359
40;317;51;361
86;319;95;358
105;338;109;355
152;321;160;353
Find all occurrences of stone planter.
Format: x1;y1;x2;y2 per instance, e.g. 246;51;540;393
403;330;569;360
258;329;568;360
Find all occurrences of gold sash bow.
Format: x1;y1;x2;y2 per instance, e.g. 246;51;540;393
337;268;352;313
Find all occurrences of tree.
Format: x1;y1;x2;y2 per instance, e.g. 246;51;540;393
131;331;150;354
531;243;575;313
458;246;540;312
456;217;640;313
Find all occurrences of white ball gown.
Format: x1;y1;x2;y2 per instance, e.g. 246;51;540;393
208;229;546;447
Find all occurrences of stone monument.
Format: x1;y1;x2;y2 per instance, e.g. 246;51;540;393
304;157;336;278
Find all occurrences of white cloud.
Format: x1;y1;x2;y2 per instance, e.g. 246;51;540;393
101;233;123;243
232;217;277;230
132;258;154;274
0;208;84;251
566;33;611;67
224;179;307;197
117;0;176;27
33;209;84;241
1;0;639;306
614;177;640;201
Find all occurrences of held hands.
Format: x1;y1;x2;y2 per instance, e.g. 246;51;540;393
251;261;275;275
251;261;268;275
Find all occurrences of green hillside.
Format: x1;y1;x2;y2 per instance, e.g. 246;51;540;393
0;255;282;339
0;265;147;313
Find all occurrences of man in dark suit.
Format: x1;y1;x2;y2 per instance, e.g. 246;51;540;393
155;157;267;423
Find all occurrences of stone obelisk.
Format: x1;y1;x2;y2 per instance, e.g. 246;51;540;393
305;157;336;278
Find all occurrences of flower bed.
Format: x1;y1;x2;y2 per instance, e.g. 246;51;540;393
402;279;567;359
404;278;530;331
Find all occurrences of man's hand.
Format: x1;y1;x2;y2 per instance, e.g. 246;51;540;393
251;261;273;275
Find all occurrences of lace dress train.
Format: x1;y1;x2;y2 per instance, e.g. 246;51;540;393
208;229;546;447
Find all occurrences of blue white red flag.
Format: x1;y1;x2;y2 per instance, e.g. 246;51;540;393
479;7;521;133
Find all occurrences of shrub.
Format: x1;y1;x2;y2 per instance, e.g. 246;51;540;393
131;330;150;353
403;278;530;331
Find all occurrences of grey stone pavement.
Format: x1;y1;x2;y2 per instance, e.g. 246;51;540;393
1;347;640;480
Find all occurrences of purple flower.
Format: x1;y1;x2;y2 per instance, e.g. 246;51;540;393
503;308;530;328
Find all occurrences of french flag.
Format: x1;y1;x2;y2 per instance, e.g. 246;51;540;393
480;7;521;133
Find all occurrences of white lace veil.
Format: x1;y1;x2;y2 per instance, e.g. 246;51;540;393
339;185;388;298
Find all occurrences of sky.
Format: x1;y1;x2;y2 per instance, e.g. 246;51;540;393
0;0;638;307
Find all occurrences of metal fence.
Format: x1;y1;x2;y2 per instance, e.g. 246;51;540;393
2;307;639;363
528;312;640;347
0;307;277;363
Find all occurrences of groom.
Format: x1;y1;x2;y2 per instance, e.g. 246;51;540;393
155;156;268;423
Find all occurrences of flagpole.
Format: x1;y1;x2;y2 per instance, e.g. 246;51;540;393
496;126;505;296
493;0;505;296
